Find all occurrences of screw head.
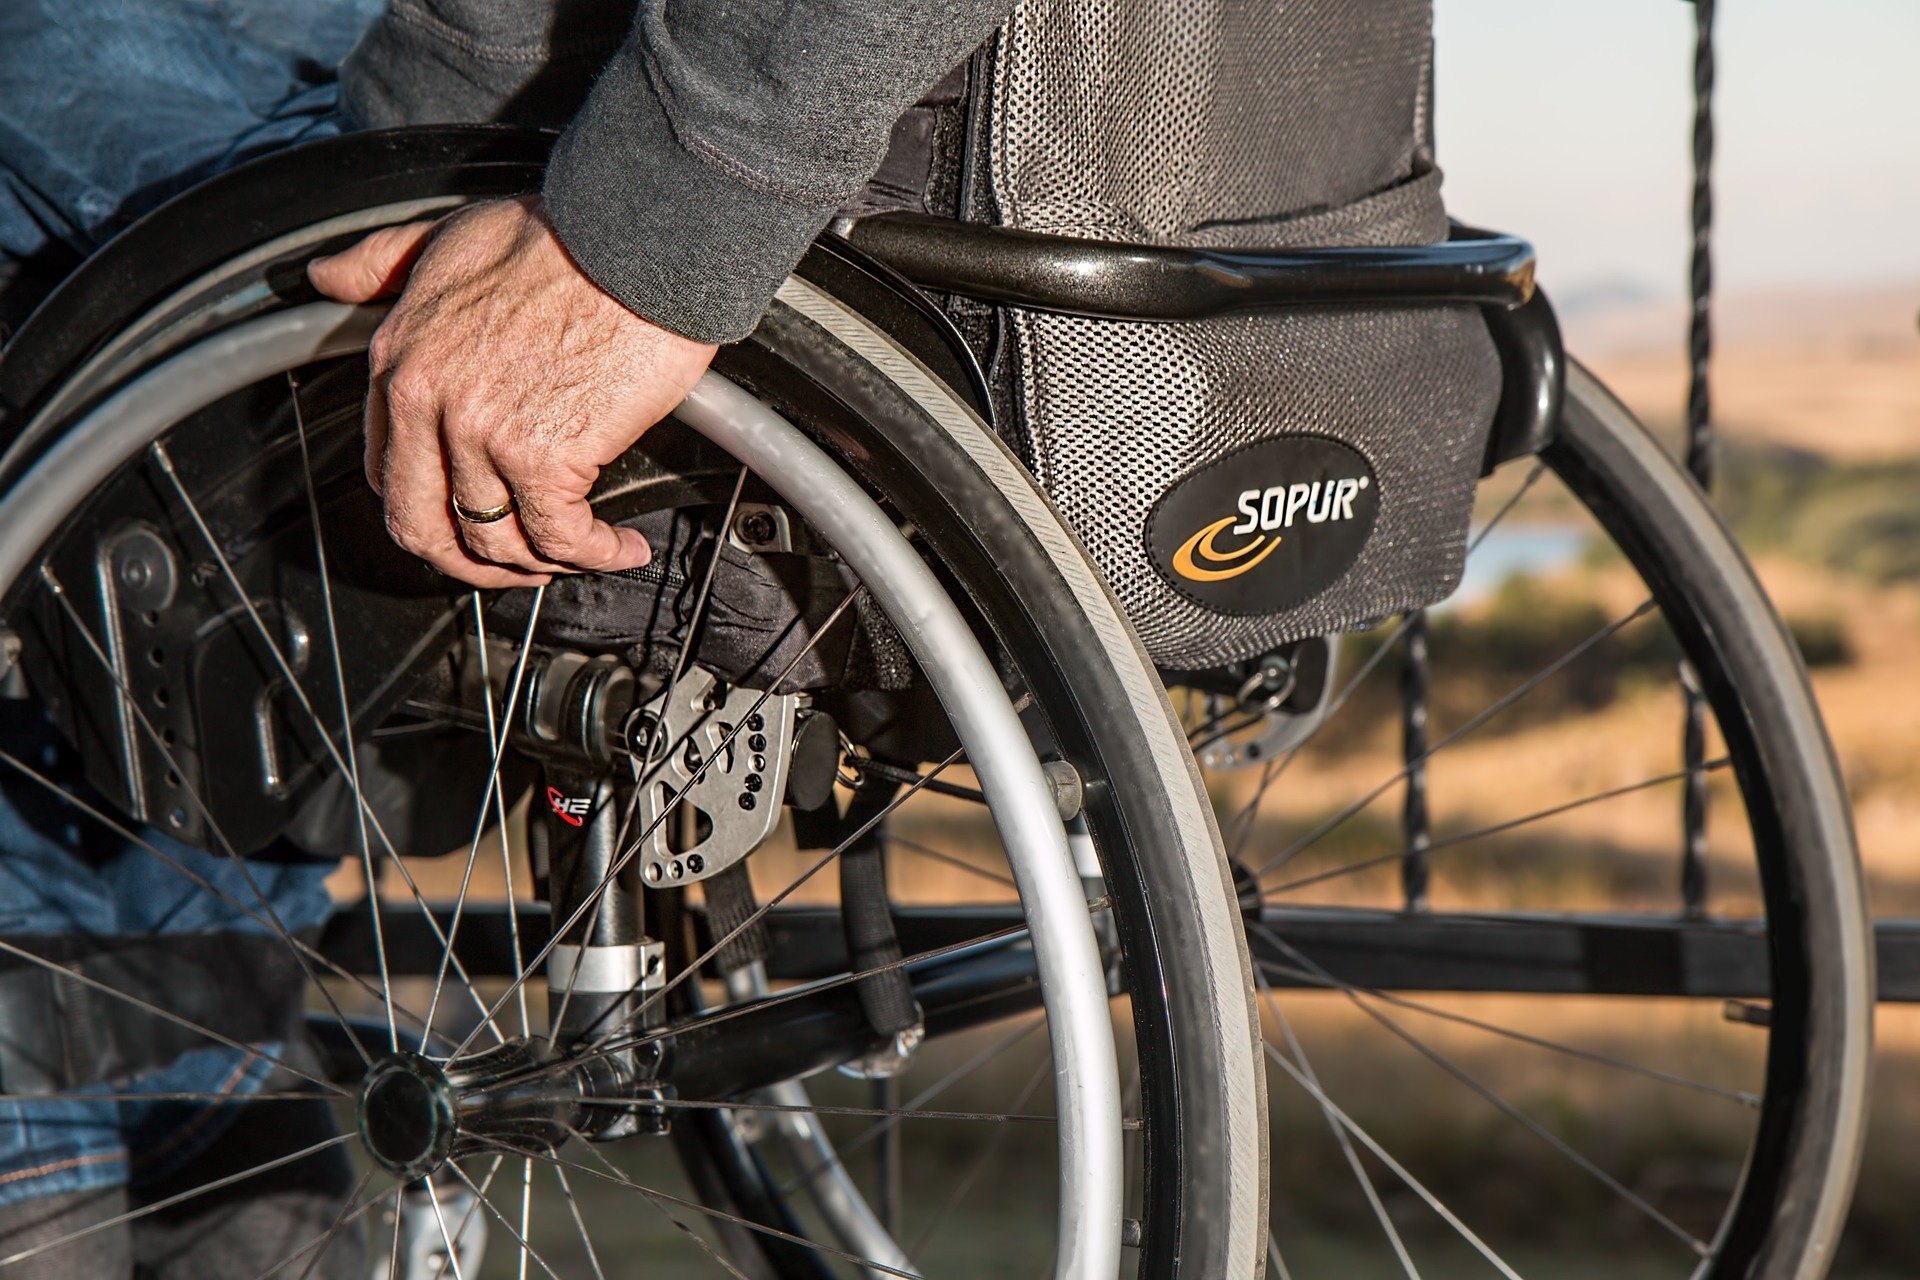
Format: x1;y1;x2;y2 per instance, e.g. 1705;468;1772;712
737;793;756;811
737;511;778;546
625;711;661;756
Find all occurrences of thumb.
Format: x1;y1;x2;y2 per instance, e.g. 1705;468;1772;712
307;219;441;302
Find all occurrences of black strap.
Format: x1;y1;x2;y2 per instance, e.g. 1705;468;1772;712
0;933;307;1095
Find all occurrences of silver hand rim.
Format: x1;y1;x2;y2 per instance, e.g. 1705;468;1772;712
0;300;1125;1280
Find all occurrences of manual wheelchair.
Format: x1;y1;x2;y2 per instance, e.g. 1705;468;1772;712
0;124;1868;1279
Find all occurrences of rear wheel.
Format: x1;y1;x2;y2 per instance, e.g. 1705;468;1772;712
1193;364;1870;1277
0;132;1265;1279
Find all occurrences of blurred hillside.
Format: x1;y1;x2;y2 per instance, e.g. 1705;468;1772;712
1567;282;1920;461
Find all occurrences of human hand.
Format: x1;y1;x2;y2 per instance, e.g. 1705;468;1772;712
308;196;718;587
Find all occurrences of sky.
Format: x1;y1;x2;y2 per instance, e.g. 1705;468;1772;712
1432;0;1920;305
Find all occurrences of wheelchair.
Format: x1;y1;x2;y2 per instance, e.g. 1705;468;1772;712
0;124;1869;1280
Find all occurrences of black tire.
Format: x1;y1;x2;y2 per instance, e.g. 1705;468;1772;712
1547;363;1871;1276
1218;359;1870;1279
0;128;1268;1279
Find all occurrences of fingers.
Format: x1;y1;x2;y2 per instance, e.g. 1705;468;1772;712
497;458;652;573
444;444;575;576
308;220;441;303
376;401;549;590
362;373;390;495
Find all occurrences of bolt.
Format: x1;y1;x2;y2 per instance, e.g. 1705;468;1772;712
737;793;756;811
750;754;766;772
685;853;705;874
746;713;764;731
625;711;661;756
743;773;763;793
748;733;767;753
737;511;777;546
118;559;150;591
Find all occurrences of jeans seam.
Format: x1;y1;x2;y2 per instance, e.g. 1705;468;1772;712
0;1150;125;1189
126;1053;257;1175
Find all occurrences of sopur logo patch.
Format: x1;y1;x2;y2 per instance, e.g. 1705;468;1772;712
1144;435;1380;615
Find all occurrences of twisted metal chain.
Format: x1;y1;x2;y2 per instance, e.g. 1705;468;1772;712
1680;0;1717;919
1685;0;1717;490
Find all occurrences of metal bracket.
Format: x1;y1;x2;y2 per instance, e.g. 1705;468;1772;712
1198;640;1338;772
634;667;800;886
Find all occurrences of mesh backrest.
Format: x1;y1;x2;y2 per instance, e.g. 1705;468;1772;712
988;0;1500;669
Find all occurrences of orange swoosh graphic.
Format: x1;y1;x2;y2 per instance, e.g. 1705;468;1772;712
1172;517;1281;582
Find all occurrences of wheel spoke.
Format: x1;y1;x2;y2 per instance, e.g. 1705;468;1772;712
553;1162;607;1280
1465;460;1547;557
777;1016;1047;1199
1262;1043;1523;1280
423;1176;471;1280
557;1139;757;1280
0;936;343;1095
422;586;546;1048
148;442;509;1044
907;1058;1050;1254
1259;972;1421;1279
1251;598;1659;881
485;1131;922;1280
424;1154;511;1280
1301;951;1709;1255
1267;1234;1295;1280
1219;611;1417;862
562;1093;1077;1127
445;1161;568;1280
471;595;535;1040
250;1177;398;1280
290;372;398;1052
1260;756;1731;900
1252;942;1758;1108
0;744;438;1042
290;1166;377;1280
879;830;1018;891
0;1089;337;1104
447;586;869;1060
0;1132;353;1268
35;568;378;1067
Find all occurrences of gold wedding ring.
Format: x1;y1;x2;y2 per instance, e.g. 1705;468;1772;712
452;495;516;524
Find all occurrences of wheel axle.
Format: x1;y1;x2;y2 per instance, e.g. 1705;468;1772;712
357;1040;651;1179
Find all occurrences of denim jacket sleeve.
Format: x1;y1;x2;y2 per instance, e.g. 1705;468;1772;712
341;0;1009;344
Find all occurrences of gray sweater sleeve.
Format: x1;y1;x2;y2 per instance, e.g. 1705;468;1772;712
341;0;1008;344
540;2;1007;343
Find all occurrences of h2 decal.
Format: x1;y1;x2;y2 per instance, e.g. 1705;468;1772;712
547;786;591;827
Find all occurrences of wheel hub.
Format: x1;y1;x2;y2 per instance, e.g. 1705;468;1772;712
357;1052;457;1180
357;1039;656;1177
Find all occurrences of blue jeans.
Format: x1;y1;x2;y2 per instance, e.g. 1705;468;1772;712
0;0;383;1209
0;0;380;272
